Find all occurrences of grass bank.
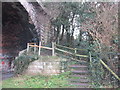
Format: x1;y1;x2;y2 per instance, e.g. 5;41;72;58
2;71;73;88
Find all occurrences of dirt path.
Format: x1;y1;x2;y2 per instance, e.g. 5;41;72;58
1;71;14;81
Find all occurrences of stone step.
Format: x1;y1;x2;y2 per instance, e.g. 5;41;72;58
72;59;87;62
71;70;88;74
69;83;90;87
72;63;88;66
69;75;88;78
69;79;90;83
69;65;88;68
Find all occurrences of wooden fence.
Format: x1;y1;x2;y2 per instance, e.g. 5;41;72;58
55;44;88;58
27;42;55;56
89;52;120;81
27;42;120;81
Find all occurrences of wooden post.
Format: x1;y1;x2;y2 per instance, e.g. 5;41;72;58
89;52;92;63
57;37;59;44
89;52;92;69
27;43;29;53
38;41;41;55
75;48;77;54
34;43;36;54
74;48;77;59
52;42;55;56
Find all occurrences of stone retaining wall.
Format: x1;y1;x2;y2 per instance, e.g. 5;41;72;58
23;57;67;76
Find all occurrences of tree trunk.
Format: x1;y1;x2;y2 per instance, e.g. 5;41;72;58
55;26;60;42
60;25;65;41
70;13;75;46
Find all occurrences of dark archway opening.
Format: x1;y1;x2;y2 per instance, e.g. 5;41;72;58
1;2;37;71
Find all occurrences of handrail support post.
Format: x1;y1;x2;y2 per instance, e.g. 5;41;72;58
27;43;29;54
52;42;55;56
38;41;41;55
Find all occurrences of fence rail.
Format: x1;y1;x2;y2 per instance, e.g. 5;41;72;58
27;42;120;81
99;59;120;81
55;48;88;58
56;44;87;51
29;45;53;50
27;42;54;56
89;53;120;82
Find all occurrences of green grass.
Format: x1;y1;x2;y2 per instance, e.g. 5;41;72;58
2;71;73;88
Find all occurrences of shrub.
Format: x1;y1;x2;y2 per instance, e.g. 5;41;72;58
14;54;39;75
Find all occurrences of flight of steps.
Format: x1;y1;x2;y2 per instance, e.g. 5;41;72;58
68;59;91;88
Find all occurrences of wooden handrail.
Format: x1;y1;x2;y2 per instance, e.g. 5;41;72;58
29;45;39;47
56;44;87;51
89;51;120;81
29;43;36;45
29;43;88;57
56;44;75;50
55;47;73;54
55;48;88;58
99;59;120;81
28;42;120;81
29;45;52;50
